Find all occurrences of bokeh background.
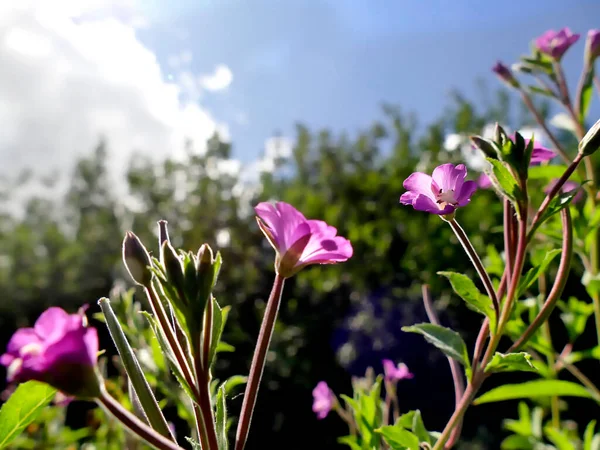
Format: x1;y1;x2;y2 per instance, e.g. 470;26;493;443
2;1;600;448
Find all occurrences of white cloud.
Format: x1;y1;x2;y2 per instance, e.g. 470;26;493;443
200;64;233;91
0;0;228;196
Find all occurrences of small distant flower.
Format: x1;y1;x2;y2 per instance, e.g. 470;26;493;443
400;163;477;215
528;140;556;165
383;359;414;382
312;381;334;419
255;202;353;278
477;174;493;189
585;29;600;65
535;28;580;60
545;179;584;204
492;61;519;88
0;307;100;398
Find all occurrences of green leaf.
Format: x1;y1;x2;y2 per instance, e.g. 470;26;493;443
223;375;247;395
528;164;574;182
396;411;416;429
583;420;597;450
530;187;582;236
485;352;537;373
0;381;56;449
208;299;229;368
438;271;494;320
402;323;471;375
517;249;561;298
99;298;173;439
474;380;595;405
376;426;420;450
215;385;228;450
544;426;576;450
411;410;430;445
580;67;595;123
527;85;556;98
501;435;534;450
337;436;362;450
485;158;522;205
185;437;202;450
559;297;595;343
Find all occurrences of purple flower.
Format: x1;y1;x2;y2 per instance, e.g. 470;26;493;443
545;179;584;204
312;381;334;419
477;174;493;189
492;61;518;87
535;28;580;60
383;359;414;382
400;163;477;215
528;140;556;165
255;202;353;278
0;307;101;398
585;29;600;64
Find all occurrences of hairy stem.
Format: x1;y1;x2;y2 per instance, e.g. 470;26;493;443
235;274;286;450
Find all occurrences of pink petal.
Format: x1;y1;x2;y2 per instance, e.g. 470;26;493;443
400;191;418;205
254;202;284;249
413;194;451;214
402;172;435;199
432;164;466;193
457;180;477;206
275;202;310;252
5;328;41;356
34;307;72;342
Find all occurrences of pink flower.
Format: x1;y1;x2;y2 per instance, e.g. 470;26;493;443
585;29;600;64
400;163;477;215
1;307;100;398
476;174;492;189
535;28;580;60
312;381;334;419
383;359;414;382
255;202;353;278
544;179;584;204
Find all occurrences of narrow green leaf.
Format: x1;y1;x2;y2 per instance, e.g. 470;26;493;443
580;67;595;122
530;187;582;236
485;352;537;373
486;158;522;204
527;85;555;98
99;298;173;439
215;385;228;450
223;375;248;395
141;311;195;399
402;323;470;375
438;271;494;320
208;300;229;368
583;420;597;450
474;380;594;405
396;411;416;429
376;426;420;450
559;297;595;343
500;435;534;449
337;436;362;450
0;381;56;449
517;249;561;297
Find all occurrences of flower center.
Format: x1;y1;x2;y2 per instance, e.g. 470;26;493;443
20;342;43;356
435;189;458;209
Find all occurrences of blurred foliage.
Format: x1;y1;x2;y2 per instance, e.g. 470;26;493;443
0;86;579;449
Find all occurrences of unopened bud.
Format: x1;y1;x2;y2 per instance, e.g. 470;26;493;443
492;61;519;88
585;29;600;67
470;136;499;159
579;117;600;156
158;220;170;249
195;244;217;308
161;241;186;296
122;232;153;287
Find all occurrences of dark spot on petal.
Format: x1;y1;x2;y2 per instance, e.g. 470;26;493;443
320;239;338;251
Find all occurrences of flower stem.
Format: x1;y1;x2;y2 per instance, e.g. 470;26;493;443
98;388;184;450
235;273;286;450
448;219;500;329
510;208;572;352
422;285;464;447
431;382;479;450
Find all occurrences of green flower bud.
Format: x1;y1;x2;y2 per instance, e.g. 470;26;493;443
579;117;600;156
122;232;153;287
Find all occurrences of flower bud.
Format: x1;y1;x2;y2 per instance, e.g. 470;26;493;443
492;61;519;88
585;29;600;66
161;241;186;301
122;232;153;287
194;244;218;311
579;117;600;156
158;220;171;249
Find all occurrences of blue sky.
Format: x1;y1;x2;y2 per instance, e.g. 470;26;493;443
138;0;600;163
